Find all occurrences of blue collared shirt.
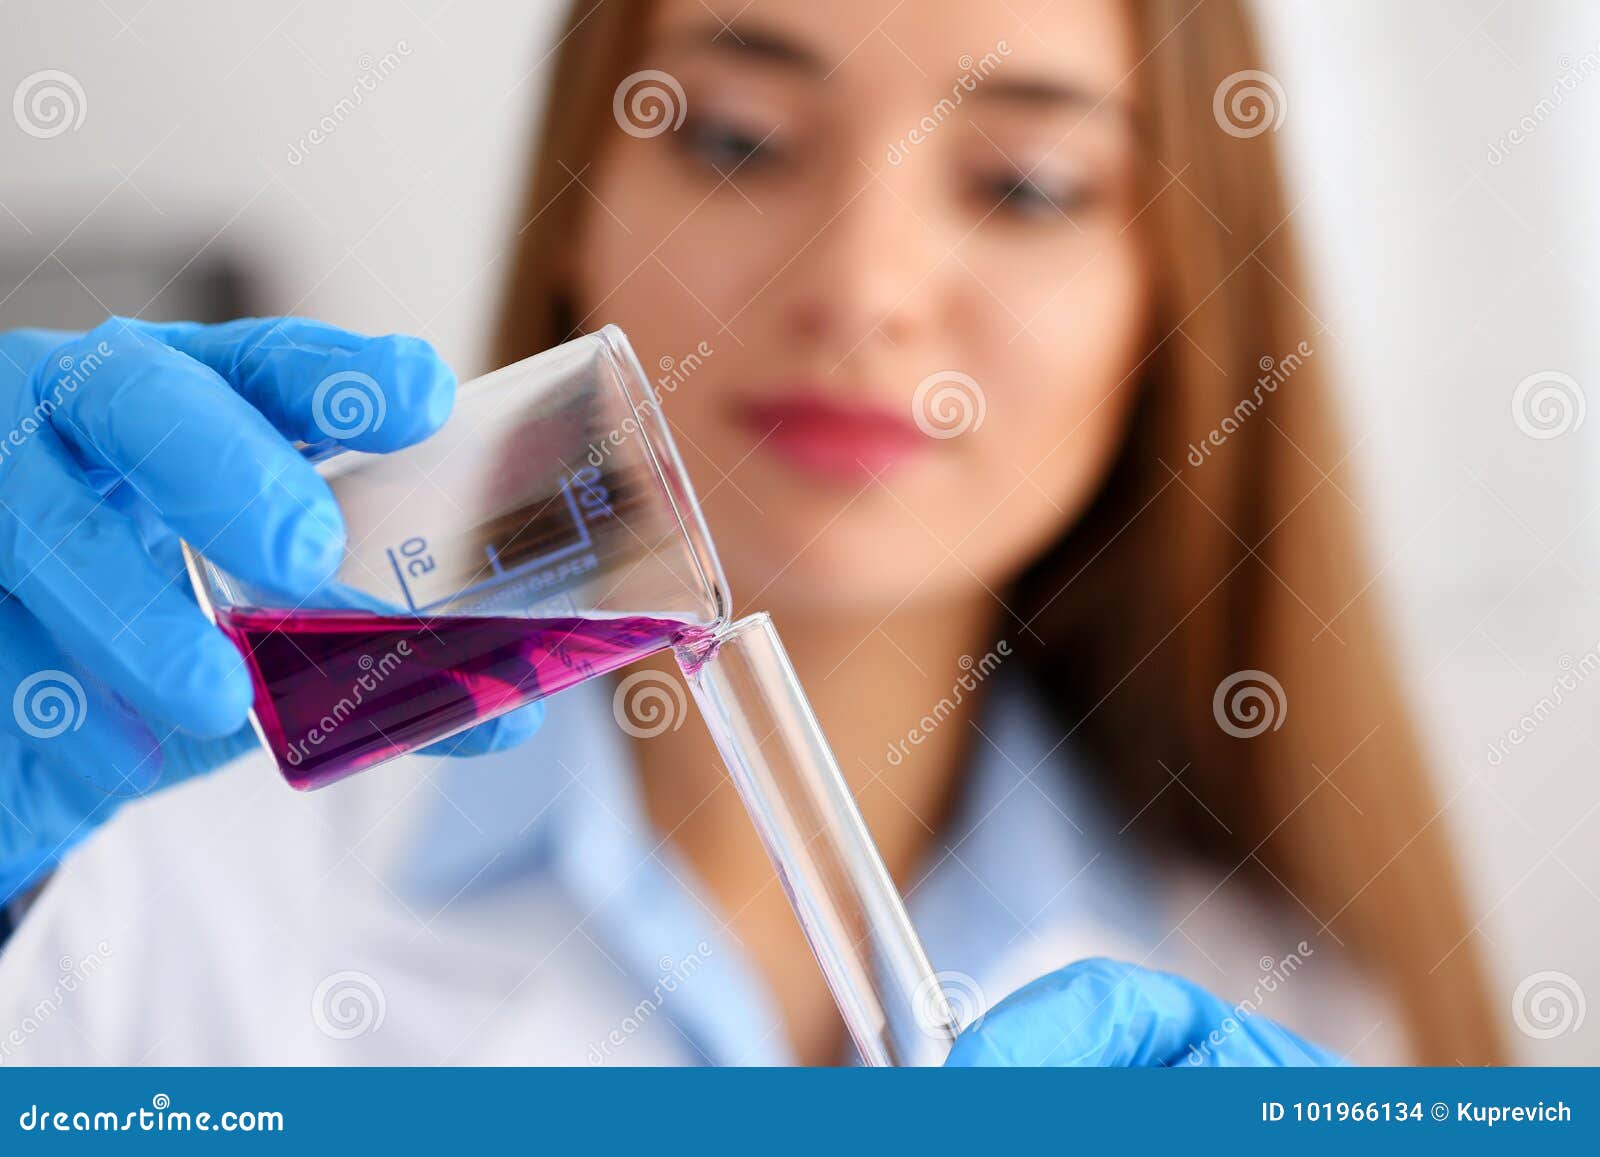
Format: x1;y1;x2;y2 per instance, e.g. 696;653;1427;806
398;675;1164;1065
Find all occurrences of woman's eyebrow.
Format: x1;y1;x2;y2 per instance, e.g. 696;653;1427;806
974;76;1107;110
656;26;1132;122
658;22;827;74
972;75;1139;132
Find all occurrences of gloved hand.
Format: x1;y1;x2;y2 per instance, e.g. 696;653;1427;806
0;316;544;903
945;957;1342;1067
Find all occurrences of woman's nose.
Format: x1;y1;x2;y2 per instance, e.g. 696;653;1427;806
778;160;945;351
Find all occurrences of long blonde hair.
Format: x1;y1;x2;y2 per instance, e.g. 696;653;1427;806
494;0;1502;1064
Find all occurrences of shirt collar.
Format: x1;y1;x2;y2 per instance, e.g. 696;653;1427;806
395;672;1157;1064
906;679;1162;1002
395;680;790;1064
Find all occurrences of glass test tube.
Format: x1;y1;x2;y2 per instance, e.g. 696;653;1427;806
677;613;960;1066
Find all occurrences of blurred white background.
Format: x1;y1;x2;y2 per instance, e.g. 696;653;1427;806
3;0;1598;1062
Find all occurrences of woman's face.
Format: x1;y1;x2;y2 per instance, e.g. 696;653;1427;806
574;0;1149;617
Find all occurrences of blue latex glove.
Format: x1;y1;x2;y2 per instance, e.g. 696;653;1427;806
0;316;544;903
945;958;1342;1067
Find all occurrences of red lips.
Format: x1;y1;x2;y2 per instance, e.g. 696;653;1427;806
736;391;931;483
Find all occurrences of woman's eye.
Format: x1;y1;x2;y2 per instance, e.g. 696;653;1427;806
980;172;1091;221
680;117;779;173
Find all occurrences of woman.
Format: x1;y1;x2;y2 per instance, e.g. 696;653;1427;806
0;0;1499;1066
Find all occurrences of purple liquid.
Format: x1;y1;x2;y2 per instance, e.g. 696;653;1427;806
215;607;703;790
